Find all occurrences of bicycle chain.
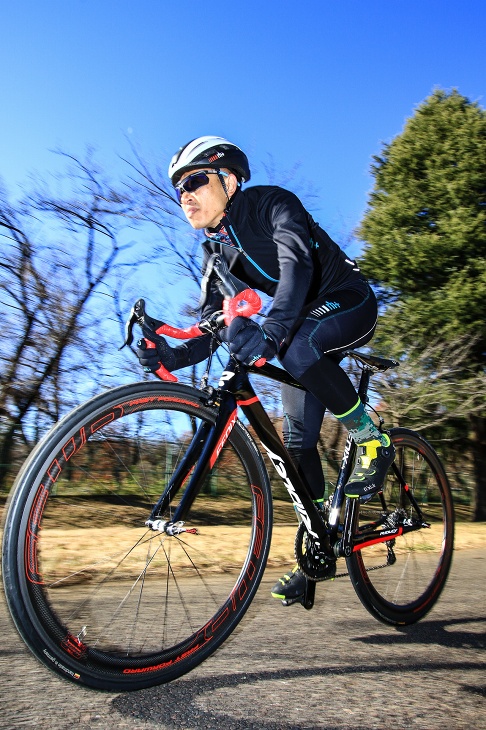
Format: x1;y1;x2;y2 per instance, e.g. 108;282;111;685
332;562;390;580
294;523;337;581
294;522;391;581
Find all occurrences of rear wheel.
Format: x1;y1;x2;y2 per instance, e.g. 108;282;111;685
2;382;272;690
346;428;454;625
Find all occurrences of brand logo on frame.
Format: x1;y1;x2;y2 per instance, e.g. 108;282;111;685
261;443;320;545
218;370;235;388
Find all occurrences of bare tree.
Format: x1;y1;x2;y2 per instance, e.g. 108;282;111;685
369;335;486;517
122;146;203;289
369;335;485;432
0;152;176;491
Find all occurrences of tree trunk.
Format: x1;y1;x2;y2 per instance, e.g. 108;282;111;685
0;422;17;493
469;414;486;522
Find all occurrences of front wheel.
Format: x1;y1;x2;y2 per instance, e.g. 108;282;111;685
2;381;273;690
346;428;454;625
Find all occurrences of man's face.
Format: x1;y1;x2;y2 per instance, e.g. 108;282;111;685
178;169;237;229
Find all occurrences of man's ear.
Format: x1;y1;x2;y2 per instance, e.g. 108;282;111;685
226;172;240;196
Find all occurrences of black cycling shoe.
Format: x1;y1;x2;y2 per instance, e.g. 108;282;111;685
271;565;308;602
345;435;395;499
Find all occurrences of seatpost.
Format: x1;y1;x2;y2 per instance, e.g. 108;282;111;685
357;366;372;405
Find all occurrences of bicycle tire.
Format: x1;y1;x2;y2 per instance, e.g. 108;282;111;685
346;428;454;625
2;381;273;691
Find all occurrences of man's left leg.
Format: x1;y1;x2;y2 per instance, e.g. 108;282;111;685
270;386;326;602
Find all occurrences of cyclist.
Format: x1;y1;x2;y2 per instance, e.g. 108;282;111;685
137;136;395;604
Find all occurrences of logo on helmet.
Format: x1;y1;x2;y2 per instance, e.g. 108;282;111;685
208;152;224;163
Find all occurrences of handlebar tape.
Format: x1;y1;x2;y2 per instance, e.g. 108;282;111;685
155;323;204;339
130;287;264;380
223;289;263;326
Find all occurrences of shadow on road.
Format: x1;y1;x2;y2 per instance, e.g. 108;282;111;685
112;615;486;730
351;615;486;650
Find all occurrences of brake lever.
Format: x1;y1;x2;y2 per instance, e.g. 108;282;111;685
119;299;178;382
120;299;150;349
120;299;205;351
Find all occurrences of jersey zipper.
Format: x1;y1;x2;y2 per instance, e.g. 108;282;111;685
224;219;279;283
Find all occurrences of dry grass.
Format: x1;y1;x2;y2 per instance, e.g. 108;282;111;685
1;518;484;581
1;494;484;581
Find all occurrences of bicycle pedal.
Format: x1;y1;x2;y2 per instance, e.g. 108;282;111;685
302;579;316;610
281;582;316;610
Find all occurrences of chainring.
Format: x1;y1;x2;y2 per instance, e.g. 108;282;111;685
294;522;336;581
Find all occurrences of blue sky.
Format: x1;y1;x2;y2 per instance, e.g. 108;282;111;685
1;0;485;245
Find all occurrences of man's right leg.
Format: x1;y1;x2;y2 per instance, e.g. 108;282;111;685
280;285;394;501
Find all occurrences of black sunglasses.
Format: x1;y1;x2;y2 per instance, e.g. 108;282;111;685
175;170;228;203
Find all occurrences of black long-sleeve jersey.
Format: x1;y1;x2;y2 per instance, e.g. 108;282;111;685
170;185;366;370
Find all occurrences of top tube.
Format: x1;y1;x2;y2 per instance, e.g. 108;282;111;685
247;361;305;389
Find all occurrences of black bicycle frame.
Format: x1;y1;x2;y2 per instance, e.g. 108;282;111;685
148;358;331;555
148;356;428;555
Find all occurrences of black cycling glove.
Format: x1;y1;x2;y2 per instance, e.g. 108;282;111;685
222;317;278;366
136;335;177;374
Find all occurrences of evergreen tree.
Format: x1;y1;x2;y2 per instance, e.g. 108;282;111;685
358;88;486;520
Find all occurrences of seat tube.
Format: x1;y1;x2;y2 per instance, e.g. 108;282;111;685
328;366;370;538
328;433;356;534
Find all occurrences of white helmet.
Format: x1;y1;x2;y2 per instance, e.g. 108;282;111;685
168;136;251;185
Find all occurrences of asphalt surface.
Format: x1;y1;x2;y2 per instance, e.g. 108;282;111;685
0;548;484;730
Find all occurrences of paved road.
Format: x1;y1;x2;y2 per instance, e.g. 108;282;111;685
1;548;484;730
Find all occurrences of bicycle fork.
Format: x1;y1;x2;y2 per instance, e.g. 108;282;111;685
146;390;239;534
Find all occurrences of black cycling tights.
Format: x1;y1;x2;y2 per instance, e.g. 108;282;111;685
279;283;377;500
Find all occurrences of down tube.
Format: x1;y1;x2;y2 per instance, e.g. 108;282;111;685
238;394;330;551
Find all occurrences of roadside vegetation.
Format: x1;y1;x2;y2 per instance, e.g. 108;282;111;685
1;89;484;520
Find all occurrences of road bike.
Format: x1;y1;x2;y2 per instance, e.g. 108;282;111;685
2;261;454;691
